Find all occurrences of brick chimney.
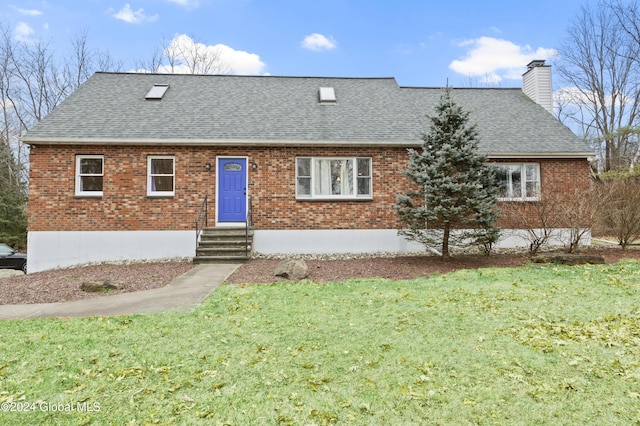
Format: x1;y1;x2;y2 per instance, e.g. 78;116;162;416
523;60;553;114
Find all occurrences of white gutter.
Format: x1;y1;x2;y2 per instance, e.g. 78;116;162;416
488;152;595;159
21;137;596;159
22;137;421;147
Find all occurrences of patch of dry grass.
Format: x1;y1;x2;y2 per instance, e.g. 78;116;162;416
1;261;639;424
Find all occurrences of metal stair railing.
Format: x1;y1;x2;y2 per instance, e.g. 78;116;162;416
245;196;253;256
195;196;208;252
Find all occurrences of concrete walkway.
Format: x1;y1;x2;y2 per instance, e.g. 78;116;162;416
0;263;240;320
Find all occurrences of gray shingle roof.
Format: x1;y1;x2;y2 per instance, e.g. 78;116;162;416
23;72;593;157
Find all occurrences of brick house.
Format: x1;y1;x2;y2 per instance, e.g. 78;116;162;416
22;60;593;272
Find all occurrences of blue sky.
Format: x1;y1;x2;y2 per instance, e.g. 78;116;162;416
1;0;587;87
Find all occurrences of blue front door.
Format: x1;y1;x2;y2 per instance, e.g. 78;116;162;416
218;158;247;222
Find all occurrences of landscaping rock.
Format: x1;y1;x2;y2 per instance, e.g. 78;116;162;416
81;280;125;292
531;253;606;266
274;259;309;281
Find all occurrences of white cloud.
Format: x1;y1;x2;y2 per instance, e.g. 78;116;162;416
216;44;266;74
555;86;588;105
14;22;34;42
10;5;43;16
449;36;556;83
555;85;633;110
301;33;337;51
156;34;266;75
113;4;159;24
394;44;413;55
165;0;200;7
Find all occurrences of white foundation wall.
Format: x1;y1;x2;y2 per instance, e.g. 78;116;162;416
27;231;195;273
26;228;591;273
497;228;591;249
253;228;591;255
253;229;426;255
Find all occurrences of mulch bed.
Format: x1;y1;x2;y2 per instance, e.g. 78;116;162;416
225;246;640;285
2;246;638;305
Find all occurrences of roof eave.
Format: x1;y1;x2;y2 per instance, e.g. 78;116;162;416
21;138;596;159
21;137;422;147
487;152;596;160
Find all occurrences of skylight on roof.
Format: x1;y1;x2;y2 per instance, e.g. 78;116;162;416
319;87;336;103
145;84;169;100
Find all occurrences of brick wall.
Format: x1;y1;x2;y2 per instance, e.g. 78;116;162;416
493;158;592;229
29;145;210;231
28;145;591;232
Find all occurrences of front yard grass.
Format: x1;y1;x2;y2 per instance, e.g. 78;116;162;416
1;260;640;425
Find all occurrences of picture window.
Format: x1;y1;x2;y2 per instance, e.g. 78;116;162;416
296;157;372;199
493;163;540;201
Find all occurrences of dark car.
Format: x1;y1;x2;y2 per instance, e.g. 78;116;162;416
0;243;27;273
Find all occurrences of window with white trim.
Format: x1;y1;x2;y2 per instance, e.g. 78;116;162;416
296;157;372;199
75;155;103;197
147;156;175;197
493;163;540;201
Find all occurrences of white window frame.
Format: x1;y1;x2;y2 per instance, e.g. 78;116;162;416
75;155;104;197
296;157;372;200
147;155;175;197
492;162;541;201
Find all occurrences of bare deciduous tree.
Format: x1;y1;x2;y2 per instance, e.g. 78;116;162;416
562;190;594;253
66;29;122;91
138;34;231;75
556;2;640;172
0;23;120;246
135;45;166;74
501;189;594;255
0;24;121;191
501;194;564;256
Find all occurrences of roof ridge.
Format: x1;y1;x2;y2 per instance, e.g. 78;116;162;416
399;85;521;90
93;72;522;90
94;71;397;81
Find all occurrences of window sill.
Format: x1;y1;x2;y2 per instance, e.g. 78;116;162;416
147;195;175;199
498;197;541;202
75;194;103;199
296;197;373;202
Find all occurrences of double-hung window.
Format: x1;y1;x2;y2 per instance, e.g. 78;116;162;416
296;157;372;199
75;155;103;197
147;156;175;197
493;163;540;201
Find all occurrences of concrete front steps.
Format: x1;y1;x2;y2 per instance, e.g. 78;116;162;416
194;227;253;264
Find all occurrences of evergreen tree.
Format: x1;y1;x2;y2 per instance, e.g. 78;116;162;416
0;190;27;248
396;89;500;257
0;143;27;248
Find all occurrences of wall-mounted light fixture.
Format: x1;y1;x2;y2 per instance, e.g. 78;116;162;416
251;161;258;170
204;162;212;172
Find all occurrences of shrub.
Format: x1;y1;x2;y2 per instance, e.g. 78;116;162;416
593;179;640;249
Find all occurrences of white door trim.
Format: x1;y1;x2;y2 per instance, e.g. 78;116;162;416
215;155;249;226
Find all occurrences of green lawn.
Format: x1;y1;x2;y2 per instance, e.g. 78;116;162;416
1;260;639;425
